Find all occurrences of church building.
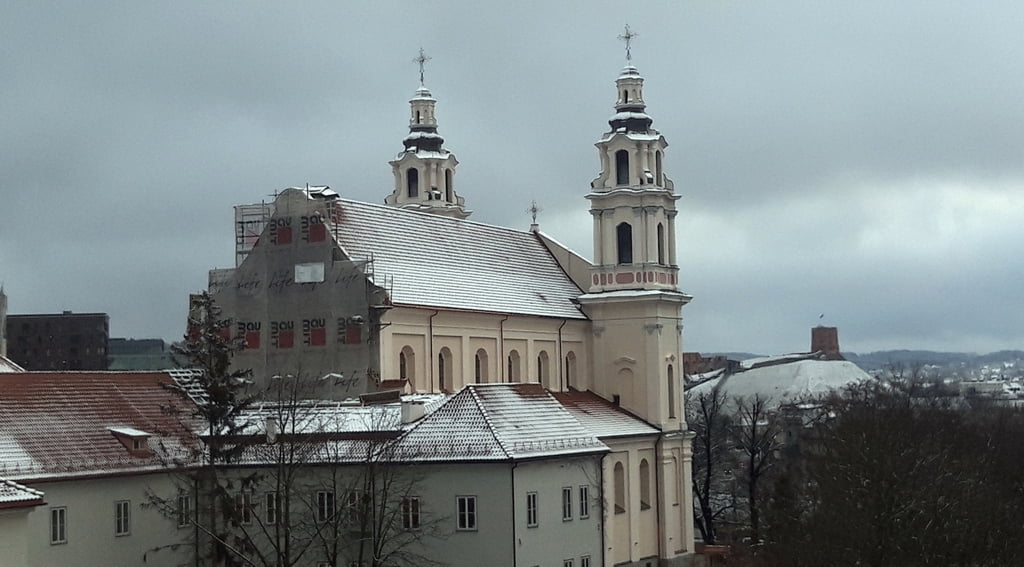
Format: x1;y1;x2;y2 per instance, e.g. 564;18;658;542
207;41;696;566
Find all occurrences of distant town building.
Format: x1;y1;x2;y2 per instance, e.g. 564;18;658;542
107;338;177;370
4;311;109;370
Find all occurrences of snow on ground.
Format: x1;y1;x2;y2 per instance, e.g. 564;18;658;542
687;359;870;410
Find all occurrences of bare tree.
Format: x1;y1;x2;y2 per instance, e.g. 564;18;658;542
731;394;781;544
687;387;734;544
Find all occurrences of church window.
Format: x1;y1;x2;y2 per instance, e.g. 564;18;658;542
655;151;663;186
445;169;453;198
667;364;676;419
616;222;633;264
615;150;629;186
564;351;577;388
613;462;626;514
400;346;415;388
407;169;419;198
639;459;652;510
622;89;628;103
537;351;550;387
415;110;421;124
507;350;521;381
438;348;453;392
474;349;488;383
657;223;666;265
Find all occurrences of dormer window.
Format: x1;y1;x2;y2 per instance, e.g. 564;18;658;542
108;426;153;456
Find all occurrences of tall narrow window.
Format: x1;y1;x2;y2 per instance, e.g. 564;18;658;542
445;169;453;196
51;507;67;544
615;150;630;186
415;110;421;124
616;222;633;264
317;491;335;523
457;495;477;530
475;349;488;383
657;223;666;265
640;459;652;510
438;348;453;391
406;168;419;198
507;350;521;381
115;500;130;536
537;351;550;386
266;492;279;525
579;485;590;519
234;492;253;525
400;346;416;389
667;364;676;419
177;494;191;528
622;89;628;103
399;351;407;380
655;151;663;186
564;351;577;388
526;492;539;527
562;487;573;521
613;462;626;514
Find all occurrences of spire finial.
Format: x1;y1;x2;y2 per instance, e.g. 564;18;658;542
527;200;542;232
413;47;431;86
618;24;638;63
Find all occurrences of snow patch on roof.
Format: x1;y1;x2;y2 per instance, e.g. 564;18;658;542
687;359;870;410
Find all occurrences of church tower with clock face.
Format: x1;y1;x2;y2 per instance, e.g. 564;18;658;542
384;49;470;219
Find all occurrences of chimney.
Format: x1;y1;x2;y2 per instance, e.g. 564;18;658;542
265;417;279;444
401;400;425;424
811;326;844;360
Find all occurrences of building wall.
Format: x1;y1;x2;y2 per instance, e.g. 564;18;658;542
210;192;384;398
23;473;189;567
381;307;590;393
4;312;109;371
0;507;37;567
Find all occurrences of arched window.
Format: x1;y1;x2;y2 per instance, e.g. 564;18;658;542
667;364;676;419
657;223;666;265
415;110;421;124
615;150;629;186
507;350;521;382
616;222;633;264
406;168;419;198
622;89;628;103
655;151;663;186
613;462;626;514
537;351;550;387
400;346;416;390
438;348;453;392
639;459;652;510
564;351;577;388
474;349;488;383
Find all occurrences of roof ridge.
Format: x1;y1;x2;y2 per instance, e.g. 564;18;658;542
340;198;537;238
466;385;513;459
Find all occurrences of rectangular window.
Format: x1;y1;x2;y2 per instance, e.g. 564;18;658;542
526;492;538;527
562;486;573;521
317;491;335;523
563;560;574;567
579;485;590;519
50;507;67;544
235;492;253;525
115;500;131;536
580;556;591;567
266;492;279;525
456;495;477;531
402;496;421;530
347;490;367;527
177;494;191;528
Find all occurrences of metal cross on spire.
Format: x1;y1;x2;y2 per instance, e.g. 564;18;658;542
618;24;638;62
414;47;431;86
527;200;543;225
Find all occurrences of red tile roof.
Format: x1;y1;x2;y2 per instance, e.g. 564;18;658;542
0;372;200;481
552;390;660;438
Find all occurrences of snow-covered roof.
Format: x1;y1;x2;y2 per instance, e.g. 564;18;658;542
394;383;608;461
687;358;870;410
0;372;200;480
552;390;660;438
0;355;24;373
333;199;587;319
0;477;44;509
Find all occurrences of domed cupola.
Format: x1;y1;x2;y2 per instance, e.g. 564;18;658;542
609;64;654;134
384;49;470;219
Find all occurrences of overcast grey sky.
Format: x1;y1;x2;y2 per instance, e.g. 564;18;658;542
3;1;1023;355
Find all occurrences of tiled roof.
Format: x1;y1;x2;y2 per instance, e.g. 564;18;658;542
332;199;587;320
0;372;200;480
552;390;661;438
395;383;607;461
0;477;44;509
0;355;24;373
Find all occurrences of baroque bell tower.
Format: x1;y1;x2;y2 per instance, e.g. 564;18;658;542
384;49;470;219
578;27;690;431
